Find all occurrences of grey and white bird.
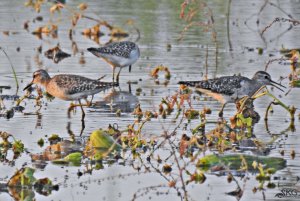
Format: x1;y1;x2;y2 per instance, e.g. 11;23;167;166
178;71;285;116
87;41;140;83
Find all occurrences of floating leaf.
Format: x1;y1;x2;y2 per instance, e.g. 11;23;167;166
12;140;24;155
84;130;121;160
7;166;58;198
150;65;171;80
192;171;206;184
32;24;58;38
50;3;64;13
126;19;134;25
48;134;61;144
162;164;172;174
64;152;82;164
252;161;258;169
179;134;190;156
52;152;82;166
37;138;44;147
78;3;87;10
257;47;263;55
72;13;81;27
184;109;199;120
31;143;62;161
91;130;120;149
290;79;300;87
197;154;286;172
280;48;300;58
3;31;10;36
291;149;296;159
25;0;45;13
8;167;36;187
82;24;104;37
34;177;58;196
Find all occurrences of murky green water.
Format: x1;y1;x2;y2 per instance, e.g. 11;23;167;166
1;0;300;200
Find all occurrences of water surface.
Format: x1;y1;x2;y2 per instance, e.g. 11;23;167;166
0;0;300;200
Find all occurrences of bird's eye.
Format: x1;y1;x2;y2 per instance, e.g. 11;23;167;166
33;74;36;78
264;75;268;79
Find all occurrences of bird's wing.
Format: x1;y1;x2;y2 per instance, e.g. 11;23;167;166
53;75;116;95
88;42;135;58
179;75;245;95
207;76;244;95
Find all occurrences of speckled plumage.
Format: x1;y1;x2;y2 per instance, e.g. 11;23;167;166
89;41;137;58
87;41;139;66
179;71;284;103
181;75;246;96
52;74;116;99
87;41;140;82
24;69;117;101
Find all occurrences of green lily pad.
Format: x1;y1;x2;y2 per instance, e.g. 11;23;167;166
8;167;36;187
197;154;286;172
52;152;82;166
64;152;82;164
90;130;121;149
290;80;300;87
84;130;121;160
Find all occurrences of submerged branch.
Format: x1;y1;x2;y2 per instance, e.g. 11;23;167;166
266;92;296;121
264;56;288;71
261;17;300;36
226;0;232;51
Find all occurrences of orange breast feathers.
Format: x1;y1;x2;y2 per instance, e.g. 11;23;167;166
46;81;69;100
195;88;227;104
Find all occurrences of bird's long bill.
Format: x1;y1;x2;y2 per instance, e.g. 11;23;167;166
270;80;286;92
23;82;33;91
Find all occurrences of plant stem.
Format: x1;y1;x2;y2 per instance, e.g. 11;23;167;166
266;92;295;120
266;92;289;111
0;47;19;91
226;0;232;51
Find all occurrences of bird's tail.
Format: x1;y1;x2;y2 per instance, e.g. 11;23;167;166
87;47;102;57
99;81;119;90
109;81;119;88
178;81;203;87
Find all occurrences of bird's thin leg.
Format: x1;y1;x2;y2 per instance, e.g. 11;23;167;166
90;95;94;105
116;67;122;83
78;99;85;136
78;99;85;119
129;65;132;72
218;103;227;117
112;67;115;83
68;102;76;118
128;82;132;93
71;100;91;108
97;75;106;80
84;97;89;106
84;95;94;107
0;99;4;110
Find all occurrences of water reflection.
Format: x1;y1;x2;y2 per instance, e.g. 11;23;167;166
0;0;300;200
0;167;60;201
35;113;42;129
44;45;71;63
94;84;139;113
